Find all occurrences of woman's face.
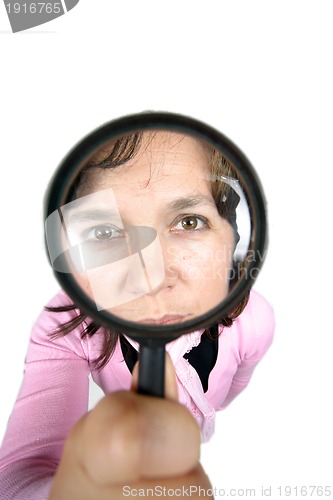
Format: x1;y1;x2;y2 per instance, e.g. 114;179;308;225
62;132;235;325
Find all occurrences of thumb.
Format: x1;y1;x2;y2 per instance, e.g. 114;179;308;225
131;352;178;401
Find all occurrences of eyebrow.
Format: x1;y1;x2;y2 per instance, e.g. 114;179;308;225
63;194;216;223
167;195;216;211
64;208;121;223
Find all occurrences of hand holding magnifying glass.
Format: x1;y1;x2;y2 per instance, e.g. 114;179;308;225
49;354;213;500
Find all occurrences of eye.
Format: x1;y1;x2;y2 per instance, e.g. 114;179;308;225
85;224;124;242
172;215;208;232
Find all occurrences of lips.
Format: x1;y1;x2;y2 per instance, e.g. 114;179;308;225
138;314;190;325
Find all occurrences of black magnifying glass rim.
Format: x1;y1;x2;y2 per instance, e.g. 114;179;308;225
44;111;268;342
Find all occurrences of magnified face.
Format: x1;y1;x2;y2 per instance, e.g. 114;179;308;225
46;129;251;326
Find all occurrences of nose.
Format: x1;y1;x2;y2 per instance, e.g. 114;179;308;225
124;231;179;297
144;266;178;296
143;237;181;296
124;229;167;296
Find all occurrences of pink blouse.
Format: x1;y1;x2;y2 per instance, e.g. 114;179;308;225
0;289;274;498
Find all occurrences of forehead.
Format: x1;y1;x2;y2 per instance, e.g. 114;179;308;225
77;131;211;196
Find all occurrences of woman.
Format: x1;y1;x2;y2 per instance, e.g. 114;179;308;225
0;130;274;498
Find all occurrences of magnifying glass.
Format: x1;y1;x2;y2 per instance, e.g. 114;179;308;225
44;112;267;398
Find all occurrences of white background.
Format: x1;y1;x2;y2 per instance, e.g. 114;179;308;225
1;1;332;495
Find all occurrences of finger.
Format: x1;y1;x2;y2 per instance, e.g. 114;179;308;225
131;352;179;401
75;391;201;485
126;463;213;499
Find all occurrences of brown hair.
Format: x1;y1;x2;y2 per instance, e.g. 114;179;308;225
46;131;249;369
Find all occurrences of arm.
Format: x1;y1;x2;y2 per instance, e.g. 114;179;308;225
0;291;91;499
220;291;275;408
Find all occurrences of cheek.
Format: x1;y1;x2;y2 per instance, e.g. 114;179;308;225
166;240;234;287
193;244;233;304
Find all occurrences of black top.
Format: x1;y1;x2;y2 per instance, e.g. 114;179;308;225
120;331;218;393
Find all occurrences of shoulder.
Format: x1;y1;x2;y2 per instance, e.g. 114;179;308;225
37;288;82;332
27;289;90;362
243;289;275;333
45;288;77;309
226;290;275;361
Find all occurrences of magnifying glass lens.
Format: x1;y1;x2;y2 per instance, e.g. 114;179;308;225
44;114;267;396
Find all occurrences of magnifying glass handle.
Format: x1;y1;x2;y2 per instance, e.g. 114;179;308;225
138;343;166;397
